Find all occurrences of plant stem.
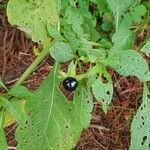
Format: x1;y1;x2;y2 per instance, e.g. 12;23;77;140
15;42;52;86
89;41;108;49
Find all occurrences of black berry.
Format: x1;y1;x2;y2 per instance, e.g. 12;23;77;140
63;77;78;91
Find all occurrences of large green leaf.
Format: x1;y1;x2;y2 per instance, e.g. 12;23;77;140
130;83;150;150
7;0;59;43
49;42;74;63
106;0;134;30
92;68;113;113
0;110;7;150
106;50;149;81
15;63;91;150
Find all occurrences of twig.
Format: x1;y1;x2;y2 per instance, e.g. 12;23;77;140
92;137;108;150
8;146;16;150
120;87;142;95
6;124;18;136
89;124;109;131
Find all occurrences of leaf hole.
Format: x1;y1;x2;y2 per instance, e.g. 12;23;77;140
106;91;110;95
65;125;69;129
101;74;108;84
101;99;104;102
141;136;147;145
76;2;79;6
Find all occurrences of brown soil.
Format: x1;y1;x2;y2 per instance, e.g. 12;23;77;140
0;3;149;150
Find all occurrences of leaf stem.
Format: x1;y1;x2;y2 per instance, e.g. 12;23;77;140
89;41;108;49
15;41;53;86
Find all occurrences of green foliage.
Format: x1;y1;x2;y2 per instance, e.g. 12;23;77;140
130;83;150;150
65;6;84;37
4;0;150;149
111;24;134;51
106;0;134;30
9;86;33;99
0;110;7;149
141;42;150;57
0;96;25;124
92;67;113;113
8;63;92;150
130;4;147;23
50;42;75;63
95;0;109;15
73;86;93;128
7;0;59;43
106;50;149;81
122;4;147;28
0;79;8;91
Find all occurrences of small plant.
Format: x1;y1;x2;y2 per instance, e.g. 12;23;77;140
0;0;150;149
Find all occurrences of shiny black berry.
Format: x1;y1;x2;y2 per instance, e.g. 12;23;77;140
63;77;78;91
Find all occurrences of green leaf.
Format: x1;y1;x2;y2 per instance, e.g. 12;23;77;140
77;1;100;41
130;4;147;23
73;86;93;128
7;0;59;43
106;50;149;81
63;24;81;52
15;63;88;150
130;83;150;150
100;38;112;49
106;0;134;30
90;48;107;62
122;13;133;28
9;86;33;99
101;21;112;32
0;79;8;91
92;68;113;113
112;24;134;51
122;4;147;28
82;19;100;42
65;6;84;37
142;72;150;82
50;42;74;63
47;24;63;41
0;110;7;150
0;96;25;124
141;42;150;57
96;0;109;15
67;61;76;77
